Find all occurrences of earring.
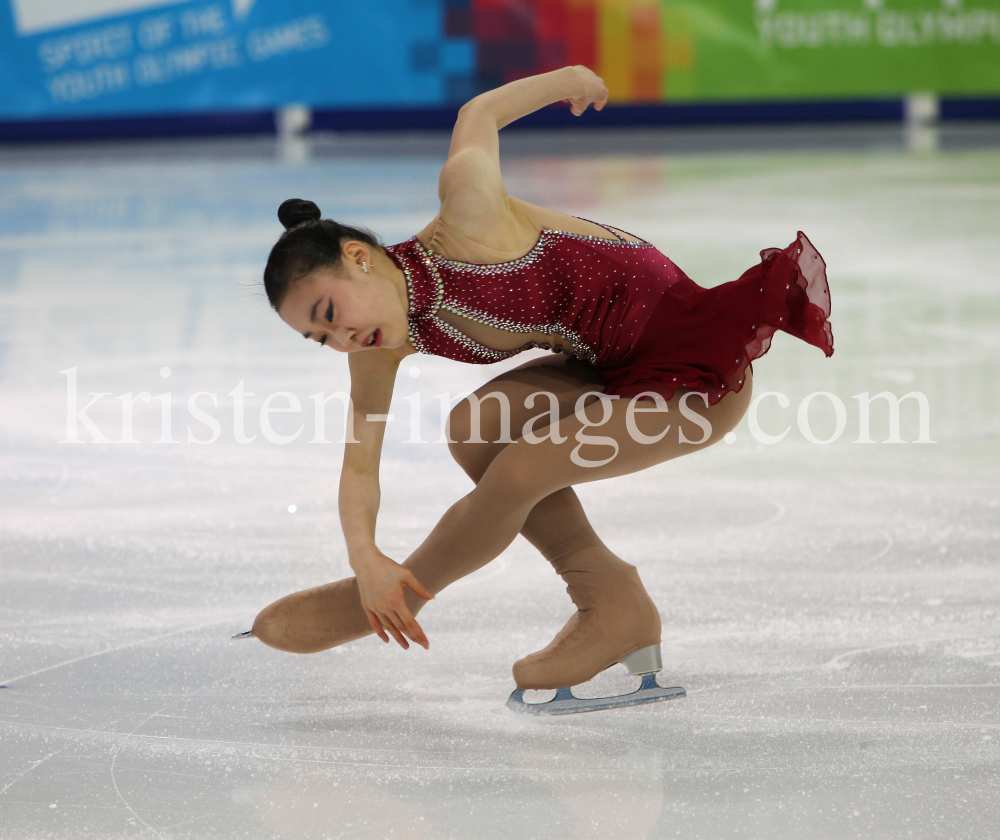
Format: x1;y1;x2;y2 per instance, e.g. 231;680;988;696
362;261;369;273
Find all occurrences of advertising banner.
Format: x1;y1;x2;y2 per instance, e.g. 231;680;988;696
0;0;475;119
2;0;999;121
472;0;1000;102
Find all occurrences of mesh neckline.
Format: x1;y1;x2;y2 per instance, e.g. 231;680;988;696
410;219;652;272
388;219;652;362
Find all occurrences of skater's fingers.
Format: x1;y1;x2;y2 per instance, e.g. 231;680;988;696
393;608;428;649
385;623;409;650
388;610;424;650
380;613;410;649
365;608;389;643
386;590;422;635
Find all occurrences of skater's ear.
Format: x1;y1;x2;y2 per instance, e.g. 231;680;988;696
264;206;381;311
340;240;373;277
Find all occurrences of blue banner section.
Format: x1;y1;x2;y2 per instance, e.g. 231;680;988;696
0;0;475;119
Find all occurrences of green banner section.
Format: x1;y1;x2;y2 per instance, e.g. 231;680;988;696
660;0;1000;100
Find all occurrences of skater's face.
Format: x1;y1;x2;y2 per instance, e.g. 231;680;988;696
278;241;408;353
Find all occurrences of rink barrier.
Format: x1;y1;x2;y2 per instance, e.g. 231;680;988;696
0;109;276;143
939;98;1000;121
1;97;998;144
308;98;907;131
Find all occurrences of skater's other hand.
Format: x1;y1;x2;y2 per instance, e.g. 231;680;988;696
352;551;434;649
561;65;609;116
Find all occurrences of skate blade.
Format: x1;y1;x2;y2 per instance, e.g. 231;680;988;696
506;673;685;716
230;630;256;641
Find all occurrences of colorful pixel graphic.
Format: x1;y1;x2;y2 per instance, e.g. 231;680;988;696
466;0;1000;103
470;0;689;102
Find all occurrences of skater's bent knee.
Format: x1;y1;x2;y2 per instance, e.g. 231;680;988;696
447;395;507;446
479;447;561;505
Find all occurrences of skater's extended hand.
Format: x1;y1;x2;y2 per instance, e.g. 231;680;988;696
352;550;434;649
562;65;609;117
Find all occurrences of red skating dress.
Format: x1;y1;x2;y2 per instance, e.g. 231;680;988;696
384;221;833;405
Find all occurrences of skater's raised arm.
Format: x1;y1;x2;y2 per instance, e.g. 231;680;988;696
450;65;608;142
436;67;608;242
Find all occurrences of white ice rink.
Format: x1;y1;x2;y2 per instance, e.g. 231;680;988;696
1;124;999;839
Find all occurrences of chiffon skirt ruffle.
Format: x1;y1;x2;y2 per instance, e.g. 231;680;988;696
595;232;834;406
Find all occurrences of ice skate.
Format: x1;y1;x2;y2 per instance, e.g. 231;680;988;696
234;577;375;654
506;551;685;715
506;644;685;715
235;573;438;653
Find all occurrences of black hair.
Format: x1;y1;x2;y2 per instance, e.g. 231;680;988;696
262;198;381;311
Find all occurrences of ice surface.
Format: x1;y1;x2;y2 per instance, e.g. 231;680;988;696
1;124;999;838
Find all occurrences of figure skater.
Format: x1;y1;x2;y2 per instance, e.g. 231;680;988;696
236;66;834;713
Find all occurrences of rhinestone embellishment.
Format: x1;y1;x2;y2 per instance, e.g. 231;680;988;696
410;236;603;364
389;219;656;369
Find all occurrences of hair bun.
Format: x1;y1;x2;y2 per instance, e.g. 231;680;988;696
277;198;321;230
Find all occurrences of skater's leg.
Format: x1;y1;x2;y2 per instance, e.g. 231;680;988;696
446;355;615;566
405;354;631;607
401;369;753;686
445;357;640;642
401;367;754;602
441;356;653;688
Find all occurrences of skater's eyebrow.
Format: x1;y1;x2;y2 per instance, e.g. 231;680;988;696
302;297;323;338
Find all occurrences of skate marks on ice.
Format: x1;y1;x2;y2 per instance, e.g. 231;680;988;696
824;633;1000;672
0;616;245;688
0;749;62;799
245;750;669;840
